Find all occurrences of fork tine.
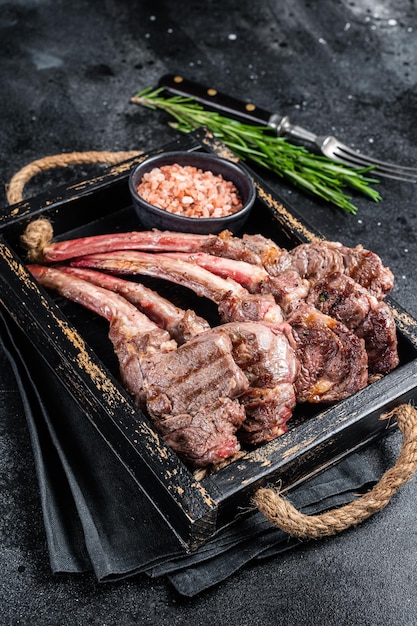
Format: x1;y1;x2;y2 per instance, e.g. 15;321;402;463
331;144;417;182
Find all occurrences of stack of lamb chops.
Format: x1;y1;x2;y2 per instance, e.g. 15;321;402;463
23;221;398;468
29;263;252;467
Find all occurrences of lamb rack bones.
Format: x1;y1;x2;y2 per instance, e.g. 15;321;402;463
23;223;393;300
70;250;369;403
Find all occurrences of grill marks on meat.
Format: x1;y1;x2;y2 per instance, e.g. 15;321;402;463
27;264;249;467
50;229;396;371
159;250;397;377
142;330;248;465
149;323;297;447
307;273;399;375
61;266;298;445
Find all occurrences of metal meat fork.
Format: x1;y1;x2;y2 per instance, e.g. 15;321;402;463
159;74;417;183
273;115;417;182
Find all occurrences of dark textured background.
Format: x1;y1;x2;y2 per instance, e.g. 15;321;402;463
1;1;417;624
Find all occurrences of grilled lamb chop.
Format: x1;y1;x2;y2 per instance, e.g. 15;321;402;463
184;234;393;300
160;251;398;375
160;251;310;314
306;273;398;375
27;264;176;406
215;321;297;443
59;266;298;444
193;232;394;300
281;240;394;300
287;304;368;402
70;251;369;403
28;264;249;467
33;228;280;266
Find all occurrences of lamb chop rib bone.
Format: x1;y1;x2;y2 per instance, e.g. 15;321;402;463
71;250;284;325
57;264;211;344
27;264;249;467
160;250;310;314
60;265;298;444
36;227;394;300
71;251;369;403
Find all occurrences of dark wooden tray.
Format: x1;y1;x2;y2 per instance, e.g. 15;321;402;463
1;129;417;551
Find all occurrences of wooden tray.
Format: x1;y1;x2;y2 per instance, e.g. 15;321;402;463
1;129;417;551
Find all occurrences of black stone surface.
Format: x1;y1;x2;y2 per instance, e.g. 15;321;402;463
1;1;417;624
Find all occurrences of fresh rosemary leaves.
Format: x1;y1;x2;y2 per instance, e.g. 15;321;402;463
131;87;381;214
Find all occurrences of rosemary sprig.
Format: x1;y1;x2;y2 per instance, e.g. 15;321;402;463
131;87;381;214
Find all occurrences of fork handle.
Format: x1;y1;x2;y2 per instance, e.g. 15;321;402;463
158;74;283;129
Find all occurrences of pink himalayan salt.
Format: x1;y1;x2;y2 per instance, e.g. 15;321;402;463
137;163;243;218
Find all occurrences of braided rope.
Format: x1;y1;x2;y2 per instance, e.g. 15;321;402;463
6;150;141;205
253;404;417;538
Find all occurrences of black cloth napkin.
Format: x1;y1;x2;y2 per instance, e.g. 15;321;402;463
0;307;393;597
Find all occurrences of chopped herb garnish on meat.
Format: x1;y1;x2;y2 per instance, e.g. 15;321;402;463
318;290;329;302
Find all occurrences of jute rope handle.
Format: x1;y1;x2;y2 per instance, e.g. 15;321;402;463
6;150;142;205
7;153;417;539
253;404;417;538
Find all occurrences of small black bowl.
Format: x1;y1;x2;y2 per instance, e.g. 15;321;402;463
128;150;256;234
